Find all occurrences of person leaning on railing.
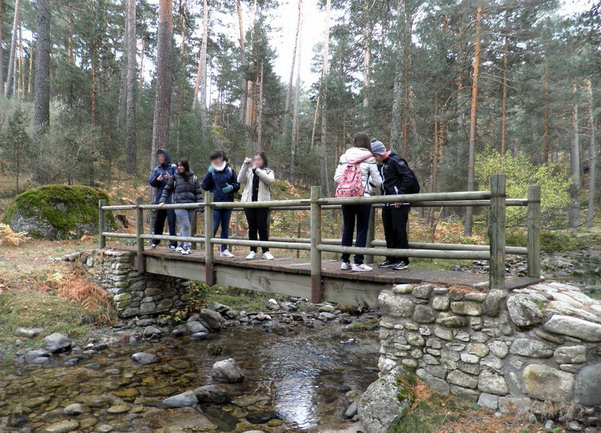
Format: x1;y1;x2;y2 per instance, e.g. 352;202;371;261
238;152;276;260
158;159;202;256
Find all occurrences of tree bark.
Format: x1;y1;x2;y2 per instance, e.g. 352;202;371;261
236;0;246;125
542;64;550;164
586;78;596;228
151;0;173;171
5;0;21;98
464;6;482;237
27;41;33;96
320;0;331;195
0;0;4;91
34;0;50;138
257;61;264;151
195;0;209;131
285;0;302;114
390;0;407;151
290;11;303;184
569;84;581;228
500;33;508;156
126;0;137;173
138;38;145;89
362;0;371;119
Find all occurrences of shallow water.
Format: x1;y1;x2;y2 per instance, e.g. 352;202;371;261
0;324;381;433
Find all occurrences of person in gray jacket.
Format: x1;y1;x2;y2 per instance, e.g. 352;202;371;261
238;152;275;260
158;159;202;255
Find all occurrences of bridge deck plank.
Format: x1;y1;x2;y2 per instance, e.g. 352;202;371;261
113;246;539;290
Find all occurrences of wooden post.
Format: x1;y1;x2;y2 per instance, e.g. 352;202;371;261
489;174;506;291
310;186;323;303
136;197;145;273
365;206;375;264
190;211;198;250
204;192;215;286
527;185;541;278
98;199;106;249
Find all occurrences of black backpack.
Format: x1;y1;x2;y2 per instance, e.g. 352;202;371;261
393;156;420;194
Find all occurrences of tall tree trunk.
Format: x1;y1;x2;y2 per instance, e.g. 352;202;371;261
27;41;33;96
542;64;550;164
320;0;331;195
236;0;246;124
18;23;23;98
390;0;407;150
310;94;320;151
586;78;596;228
362;0;371;121
0;0;4;91
151;0;173;170
290;11;303;184
5;0;21;98
257;62;264;151
400;16;412;158
500;33;509;155
285;0;302;114
464;6;482;237
126;0;137;173
34;0;50;138
197;0;209;130
569;84;581;228
139;38;145;89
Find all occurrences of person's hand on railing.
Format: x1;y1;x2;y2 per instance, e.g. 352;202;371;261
222;184;234;193
158;203;165;208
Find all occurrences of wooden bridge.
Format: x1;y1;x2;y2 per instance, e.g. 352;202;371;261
98;174;542;307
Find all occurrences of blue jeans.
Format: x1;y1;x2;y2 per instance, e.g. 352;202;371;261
174;209;195;250
213;209;232;252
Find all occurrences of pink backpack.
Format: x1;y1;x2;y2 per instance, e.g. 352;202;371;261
335;155;372;198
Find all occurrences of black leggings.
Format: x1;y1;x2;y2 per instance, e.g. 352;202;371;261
244;208;270;253
341;204;372;265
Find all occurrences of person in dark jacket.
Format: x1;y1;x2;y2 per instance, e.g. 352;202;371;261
158;159;202;255
371;139;413;270
201;150;240;258
149;149;178;249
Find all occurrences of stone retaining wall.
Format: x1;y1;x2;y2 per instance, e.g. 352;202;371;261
378;281;601;412
67;249;191;318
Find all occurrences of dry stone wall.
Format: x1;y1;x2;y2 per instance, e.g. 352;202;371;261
66;249;191;318
378;281;601;412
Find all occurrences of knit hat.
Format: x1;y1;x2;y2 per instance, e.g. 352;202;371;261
370;138;386;155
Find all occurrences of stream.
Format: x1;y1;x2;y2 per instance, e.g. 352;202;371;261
0;322;381;433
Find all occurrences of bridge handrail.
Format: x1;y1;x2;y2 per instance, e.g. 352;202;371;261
98;174;542;302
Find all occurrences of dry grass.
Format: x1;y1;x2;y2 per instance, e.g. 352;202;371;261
0;223;30;246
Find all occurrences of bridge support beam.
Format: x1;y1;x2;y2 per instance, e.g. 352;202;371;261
310;186;323;303
489;174;506;291
98;199;106;249
204;192;215;286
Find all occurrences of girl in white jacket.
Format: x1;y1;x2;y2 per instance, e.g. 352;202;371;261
238;152;276;260
334;133;382;272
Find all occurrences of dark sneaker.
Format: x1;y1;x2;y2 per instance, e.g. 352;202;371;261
378;260;398;268
393;261;409;271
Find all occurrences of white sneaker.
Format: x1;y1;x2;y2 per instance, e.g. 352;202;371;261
340;262;352;270
352;263;373;272
175;247;184;253
246;251;257;260
220;250;235;258
263;252;275;260
181;249;191;255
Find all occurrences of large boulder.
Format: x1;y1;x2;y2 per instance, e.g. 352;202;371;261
358;374;410;433
2;185;114;240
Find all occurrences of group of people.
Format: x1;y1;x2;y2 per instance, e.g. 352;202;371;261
149;148;275;259
149;131;417;273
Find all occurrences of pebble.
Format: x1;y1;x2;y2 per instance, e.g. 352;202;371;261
131;352;158;365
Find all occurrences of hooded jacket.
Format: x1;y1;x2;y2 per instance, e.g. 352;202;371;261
201;164;240;202
334;147;382;196
378;151;415;196
238;164;275;203
160;170;202;204
150;149;177;204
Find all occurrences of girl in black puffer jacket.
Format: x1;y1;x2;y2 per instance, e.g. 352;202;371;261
159;159;202;255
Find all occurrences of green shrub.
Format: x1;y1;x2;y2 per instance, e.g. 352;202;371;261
507;229;584;252
475;149;571;227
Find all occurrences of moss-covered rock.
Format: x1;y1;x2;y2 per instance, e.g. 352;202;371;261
2;185;115;240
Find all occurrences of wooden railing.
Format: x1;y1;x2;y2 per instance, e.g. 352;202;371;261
98;174;541;303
